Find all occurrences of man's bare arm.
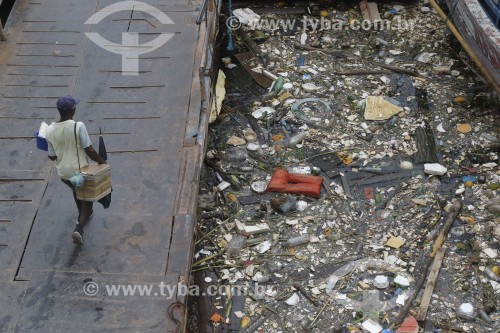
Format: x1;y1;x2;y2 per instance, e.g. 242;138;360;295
84;145;107;164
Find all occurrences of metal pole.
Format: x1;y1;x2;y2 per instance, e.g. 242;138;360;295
196;0;208;25
0;21;6;41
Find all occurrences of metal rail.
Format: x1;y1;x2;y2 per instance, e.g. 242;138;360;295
198;0;221;149
196;0;209;25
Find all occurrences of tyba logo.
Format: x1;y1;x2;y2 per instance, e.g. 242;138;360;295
84;1;175;75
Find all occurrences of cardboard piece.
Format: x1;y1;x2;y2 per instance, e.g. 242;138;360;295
364;96;403;120
386;236;406;249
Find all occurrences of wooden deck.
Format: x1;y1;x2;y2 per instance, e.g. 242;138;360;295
0;0;215;331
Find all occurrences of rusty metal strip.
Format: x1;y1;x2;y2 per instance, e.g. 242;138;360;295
0;178;45;181
22;30;80;33
0;199;32;202
88;132;130;135
17;42;77;45
0;116;46;120
134;56;170;59
87;101;146;104
2;96;61;99
108;85;165;89
5;84;68;87
0;136;43;139
6;64;79;67
8;73;74;76
107;149;158;154
99;70;152;73
102;116;161;120
16;54;75;57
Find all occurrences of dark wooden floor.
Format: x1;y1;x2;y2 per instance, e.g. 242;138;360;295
0;0;208;331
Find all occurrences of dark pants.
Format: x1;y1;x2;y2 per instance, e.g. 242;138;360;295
61;179;93;227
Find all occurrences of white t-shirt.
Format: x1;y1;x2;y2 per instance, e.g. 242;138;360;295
46;120;92;180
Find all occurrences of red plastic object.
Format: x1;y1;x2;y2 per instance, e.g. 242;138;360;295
363;187;375;200
396;316;418;333
266;169;323;198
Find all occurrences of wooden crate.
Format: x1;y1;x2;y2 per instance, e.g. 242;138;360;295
76;164;111;201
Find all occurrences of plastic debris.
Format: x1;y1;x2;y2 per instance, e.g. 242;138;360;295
396;316;418;333
364;96;403;120
457;123;472;133
373;275;389;289
271;195;297;213
227;136;246;146
233;8;260;26
226;235;247;257
285;235;309;247
210;312;224;323
235;221;271;235
285;293;300;306
252;107;276;119
386;236;406;249
251;181;268;193
209;70;226;123
191;2;500;332
266;169;323;198
301;82;319;92
394;275;410;287
458;303;474;316
362;318;383;333
424;163;447;176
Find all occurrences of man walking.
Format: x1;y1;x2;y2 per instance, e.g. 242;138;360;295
45;96;107;245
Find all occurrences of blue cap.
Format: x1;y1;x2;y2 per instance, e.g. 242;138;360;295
56;95;80;111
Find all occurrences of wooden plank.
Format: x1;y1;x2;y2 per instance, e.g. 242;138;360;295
0;281;28;333
415;246;447;321
0;64;79;77
1;86;73;99
367;2;381;21
14;270;180;332
359;0;370;21
97;0;198;11
234;52;273;88
0;181;42;199
9;0;98;24
0;118;47;138
0;179;48;281
431;201;462;257
166;215;195;278
175;145;201;215
392;201;462;328
19;166;174;276
0;169;46;180
0;140;53;170
0;0;207;331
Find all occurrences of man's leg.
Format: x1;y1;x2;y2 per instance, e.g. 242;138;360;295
62;180;81;219
72;201;93;245
78;201;94;228
62;179;93;245
72;191;82;221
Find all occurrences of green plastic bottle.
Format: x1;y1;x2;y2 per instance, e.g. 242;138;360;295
273;77;284;93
